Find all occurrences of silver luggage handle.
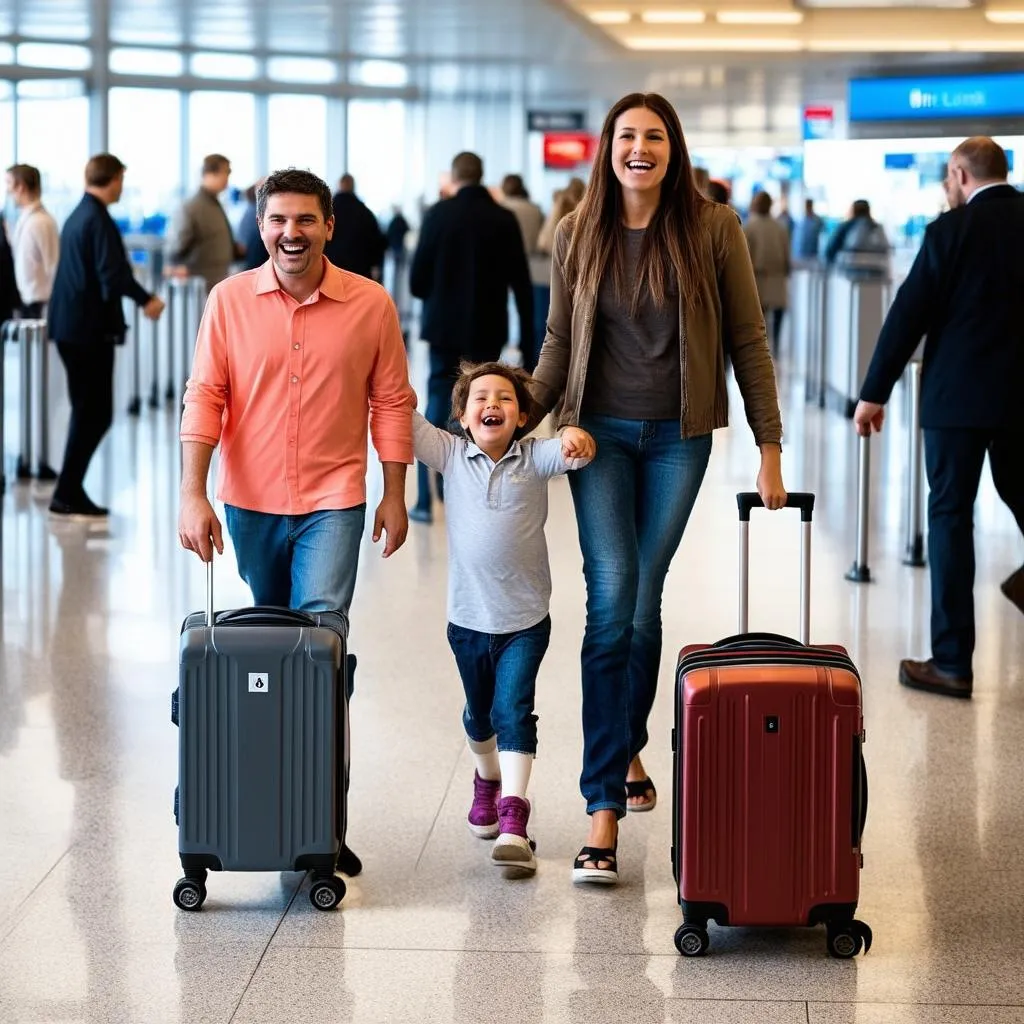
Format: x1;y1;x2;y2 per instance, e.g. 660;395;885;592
736;492;815;645
206;557;214;628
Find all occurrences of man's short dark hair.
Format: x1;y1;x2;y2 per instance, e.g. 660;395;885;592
6;163;41;195
450;360;537;442
452;152;483;186
501;174;528;199
953;136;1009;183
85;153;126;188
257;168;332;223
202;153;230;176
852;199;871;218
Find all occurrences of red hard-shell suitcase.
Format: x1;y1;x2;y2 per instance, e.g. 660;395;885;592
671;492;871;958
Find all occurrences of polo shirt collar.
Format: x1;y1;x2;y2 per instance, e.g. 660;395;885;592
254;256;348;301
466;438;523;462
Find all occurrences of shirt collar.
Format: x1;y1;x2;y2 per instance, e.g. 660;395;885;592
254;256;348;302
966;181;1006;204
465;438;522;462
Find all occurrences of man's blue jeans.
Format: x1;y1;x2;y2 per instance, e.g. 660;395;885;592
224;505;366;616
447;616;551;755
569;416;712;818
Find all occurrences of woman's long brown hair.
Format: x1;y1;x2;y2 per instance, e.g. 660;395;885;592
563;92;713;315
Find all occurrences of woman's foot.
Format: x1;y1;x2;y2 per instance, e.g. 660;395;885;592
626;756;656;812
572;810;618;884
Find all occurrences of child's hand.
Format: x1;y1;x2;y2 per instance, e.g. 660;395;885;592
561;427;597;466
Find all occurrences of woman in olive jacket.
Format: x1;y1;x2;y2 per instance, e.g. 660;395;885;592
528;92;788;884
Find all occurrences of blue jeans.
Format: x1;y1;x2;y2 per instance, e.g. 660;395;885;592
224;505;366;616
569;416;712;817
924;427;1024;678
447;616;552;755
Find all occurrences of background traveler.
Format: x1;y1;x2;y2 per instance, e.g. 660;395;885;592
743;190;791;356
6;163;59;317
323;173;387;281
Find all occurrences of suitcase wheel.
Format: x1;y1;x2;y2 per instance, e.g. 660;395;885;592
674;923;710;957
827;919;871;958
172;877;207;912
310;876;345;911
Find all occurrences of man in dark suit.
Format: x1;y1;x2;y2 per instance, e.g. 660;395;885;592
854;137;1024;699
408;151;533;522
47;153;165;518
323;174;386;281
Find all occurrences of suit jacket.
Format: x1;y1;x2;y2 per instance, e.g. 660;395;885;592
859;184;1024;429
167;187;236;291
410;185;533;361
48;194;152;346
324;192;386;280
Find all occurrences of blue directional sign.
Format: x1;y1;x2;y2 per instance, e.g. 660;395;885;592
849;72;1024;122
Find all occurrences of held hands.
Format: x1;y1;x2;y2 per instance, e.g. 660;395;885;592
756;443;787;511
178;493;224;562
561;427;597;467
853;400;885;438
373;493;408;558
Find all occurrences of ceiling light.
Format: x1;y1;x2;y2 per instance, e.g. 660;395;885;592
587;9;632;23
985;10;1024;21
807;38;951;50
716;10;804;23
625;35;803;49
641;9;707;22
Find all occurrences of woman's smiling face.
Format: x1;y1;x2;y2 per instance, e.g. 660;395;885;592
611;106;671;197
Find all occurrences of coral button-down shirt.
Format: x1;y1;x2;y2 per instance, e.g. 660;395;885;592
180;258;415;515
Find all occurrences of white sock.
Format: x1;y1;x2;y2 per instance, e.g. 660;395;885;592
467;736;500;781
498;751;533;800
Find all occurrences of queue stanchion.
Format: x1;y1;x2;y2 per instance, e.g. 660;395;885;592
128;302;142;416
16;320;33;479
32;321;57;480
148;301;161;409
165;281;177;403
845;432;873;583
1;321;13;493
903;360;926;568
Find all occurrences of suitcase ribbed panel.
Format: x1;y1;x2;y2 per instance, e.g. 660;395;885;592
680;661;861;927
178;625;341;872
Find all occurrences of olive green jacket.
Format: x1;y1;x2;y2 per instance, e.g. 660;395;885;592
529;204;783;447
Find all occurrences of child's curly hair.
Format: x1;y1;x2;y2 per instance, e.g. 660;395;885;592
450;360;538;442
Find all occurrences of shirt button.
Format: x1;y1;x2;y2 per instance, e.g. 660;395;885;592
293;344;300;350
291;375;299;383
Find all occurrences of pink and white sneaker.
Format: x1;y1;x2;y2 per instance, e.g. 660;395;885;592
467;772;501;838
491;796;537;872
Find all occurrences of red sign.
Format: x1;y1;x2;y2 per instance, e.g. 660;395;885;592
543;132;597;169
803;105;834;120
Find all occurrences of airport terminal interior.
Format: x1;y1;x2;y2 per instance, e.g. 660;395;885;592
2;1;1024;1021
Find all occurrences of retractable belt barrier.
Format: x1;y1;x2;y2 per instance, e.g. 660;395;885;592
165;276;207;409
2;318;57;483
903;360;926;568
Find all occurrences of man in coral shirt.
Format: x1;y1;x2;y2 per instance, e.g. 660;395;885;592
178;168;415;617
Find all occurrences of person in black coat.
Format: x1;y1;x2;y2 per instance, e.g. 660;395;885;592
323;174;386;280
408;151;533;522
47;153;165;518
236;182;268;271
854;137;1024;699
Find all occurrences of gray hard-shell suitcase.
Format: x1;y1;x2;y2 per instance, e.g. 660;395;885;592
171;562;360;912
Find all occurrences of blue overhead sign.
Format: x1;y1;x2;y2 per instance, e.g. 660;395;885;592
849;72;1024;122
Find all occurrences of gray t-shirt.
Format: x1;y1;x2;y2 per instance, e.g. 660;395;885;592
582;226;682;420
413;412;588;633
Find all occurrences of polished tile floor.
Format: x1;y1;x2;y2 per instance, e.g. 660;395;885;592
1;342;1022;1023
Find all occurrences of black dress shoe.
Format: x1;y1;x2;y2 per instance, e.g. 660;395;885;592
1001;565;1024;616
49;497;109;519
899;659;972;699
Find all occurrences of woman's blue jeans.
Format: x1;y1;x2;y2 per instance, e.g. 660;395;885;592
569;415;712;818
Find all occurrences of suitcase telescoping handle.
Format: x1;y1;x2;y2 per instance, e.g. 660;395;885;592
736;492;815;645
206;558;214;628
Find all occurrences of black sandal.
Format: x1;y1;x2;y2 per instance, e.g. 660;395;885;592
625;776;657;813
572;845;618;885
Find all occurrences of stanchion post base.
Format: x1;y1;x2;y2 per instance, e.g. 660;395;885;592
127;397;142;416
16;457;32;480
165;385;176;403
35;464;58;482
148;386;160;409
903;537;926;568
845;563;873;583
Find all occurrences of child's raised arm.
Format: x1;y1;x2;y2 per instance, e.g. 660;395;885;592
413;409;455;474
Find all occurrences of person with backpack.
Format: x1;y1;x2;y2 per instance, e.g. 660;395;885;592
825;199;889;276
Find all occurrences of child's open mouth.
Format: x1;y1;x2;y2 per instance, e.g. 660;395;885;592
481;415;504;427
